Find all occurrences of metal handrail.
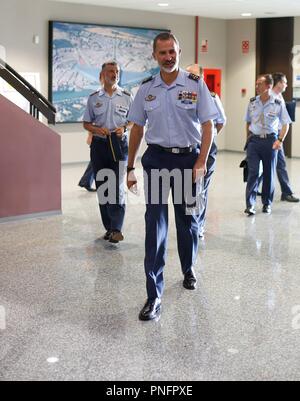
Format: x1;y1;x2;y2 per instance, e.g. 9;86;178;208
0;58;56;124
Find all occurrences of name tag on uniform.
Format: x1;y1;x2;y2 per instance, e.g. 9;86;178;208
116;105;128;115
178;91;197;105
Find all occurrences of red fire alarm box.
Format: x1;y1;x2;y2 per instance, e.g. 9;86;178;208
203;68;222;98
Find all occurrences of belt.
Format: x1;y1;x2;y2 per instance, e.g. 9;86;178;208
250;132;277;139
148;144;198;154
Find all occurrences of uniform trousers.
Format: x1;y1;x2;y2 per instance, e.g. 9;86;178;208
90;137;128;232
257;146;293;196
78;161;94;188
198;141;218;234
141;145;200;301
246;135;278;208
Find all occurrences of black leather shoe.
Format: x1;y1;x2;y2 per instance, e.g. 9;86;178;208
281;194;300;203
244;206;256;216
183;270;197;290
139;299;161;321
262;205;272;214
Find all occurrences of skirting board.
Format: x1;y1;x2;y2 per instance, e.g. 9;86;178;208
0;210;62;224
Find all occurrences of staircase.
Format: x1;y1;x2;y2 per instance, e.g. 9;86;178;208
0;59;61;221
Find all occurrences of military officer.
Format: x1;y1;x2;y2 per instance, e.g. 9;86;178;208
245;74;292;216
78;133;96;192
127;33;219;321
258;73;299;203
83;61;133;244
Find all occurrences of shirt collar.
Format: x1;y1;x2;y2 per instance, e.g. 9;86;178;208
153;69;186;88
98;86;123;97
258;94;275;105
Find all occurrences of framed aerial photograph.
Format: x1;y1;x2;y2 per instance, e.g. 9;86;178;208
49;21;168;123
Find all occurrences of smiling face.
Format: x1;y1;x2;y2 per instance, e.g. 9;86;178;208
153;38;181;74
255;76;269;95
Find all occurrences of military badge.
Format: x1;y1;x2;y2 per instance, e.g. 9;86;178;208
95;102;103;108
178;90;197;105
145;95;156;102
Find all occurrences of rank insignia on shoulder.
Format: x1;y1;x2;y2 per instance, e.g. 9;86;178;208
275;99;282;105
210;91;216;98
145;94;156;102
188;73;200;82
142;76;154;85
90;90;99;97
122;89;131;97
250;97;256;103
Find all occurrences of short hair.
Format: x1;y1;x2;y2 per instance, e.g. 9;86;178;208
272;72;287;86
153;32;180;52
259;74;274;87
101;61;120;73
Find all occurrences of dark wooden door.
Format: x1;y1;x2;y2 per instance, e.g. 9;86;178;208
256;18;294;157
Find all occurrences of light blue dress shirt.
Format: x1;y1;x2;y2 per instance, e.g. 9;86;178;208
245;94;291;136
128;69;219;148
83;86;133;132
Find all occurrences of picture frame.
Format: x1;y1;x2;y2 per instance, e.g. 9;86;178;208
49;21;168;123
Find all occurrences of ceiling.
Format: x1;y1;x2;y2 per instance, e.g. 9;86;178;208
51;0;300;19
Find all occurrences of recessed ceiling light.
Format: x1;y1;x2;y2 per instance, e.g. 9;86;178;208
158;3;169;7
241;13;252;17
47;357;59;364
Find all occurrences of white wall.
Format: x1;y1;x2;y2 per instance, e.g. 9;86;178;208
0;0;196;163
225;19;256;152
4;3;296;160
198;18;227;150
294;18;300;158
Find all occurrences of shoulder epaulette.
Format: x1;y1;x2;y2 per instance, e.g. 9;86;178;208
90;90;99;97
142;76;154;85
210;91;216;98
250;97;256;103
122;89;131;97
188;73;200;82
275;99;282;105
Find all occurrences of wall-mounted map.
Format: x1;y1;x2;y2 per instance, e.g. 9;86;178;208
49;21;168;123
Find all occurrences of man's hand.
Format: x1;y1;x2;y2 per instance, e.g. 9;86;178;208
115;127;125;138
193;161;207;183
94;127;110;137
273;140;283;150
127;170;138;191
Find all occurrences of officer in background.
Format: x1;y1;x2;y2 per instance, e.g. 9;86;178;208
127;33;219;321
83;61;133;244
258;73;299;203
186;64;226;239
78;133;96;192
245;74;292;216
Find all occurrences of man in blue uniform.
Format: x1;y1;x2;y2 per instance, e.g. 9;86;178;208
245;74;292;216
83;61;133;243
258;73;299;203
186;65;227;239
78;133;96;192
127;33;219;321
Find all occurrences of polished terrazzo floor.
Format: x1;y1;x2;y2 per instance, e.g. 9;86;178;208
1;152;300;381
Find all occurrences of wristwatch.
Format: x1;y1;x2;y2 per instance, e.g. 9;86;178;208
127;167;135;173
278;137;284;143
